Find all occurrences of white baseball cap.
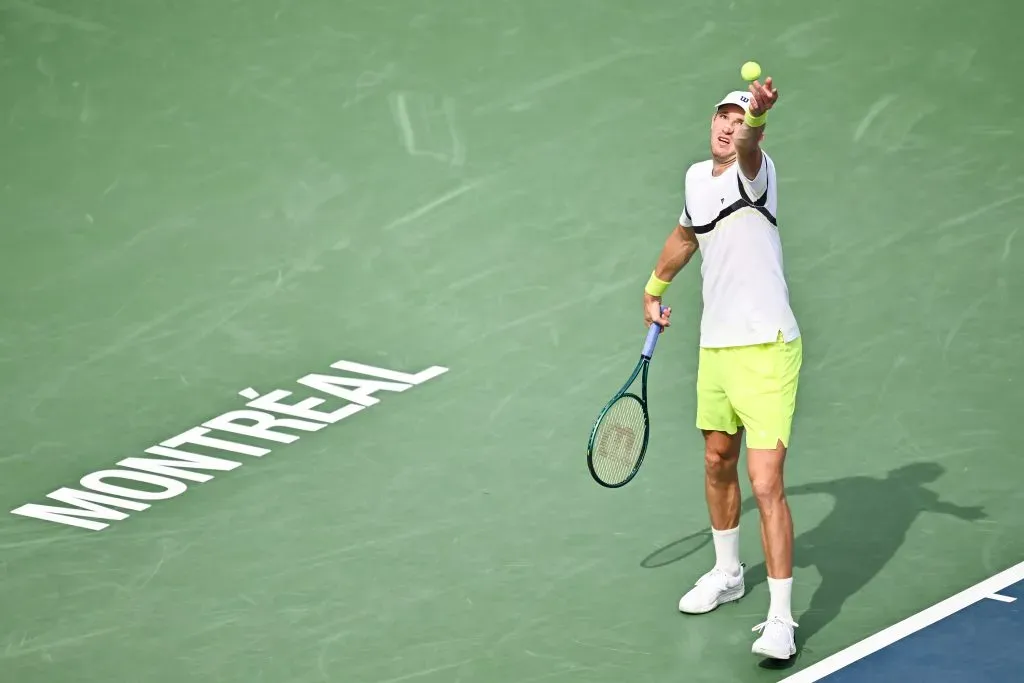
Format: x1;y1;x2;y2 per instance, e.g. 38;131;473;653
715;90;752;111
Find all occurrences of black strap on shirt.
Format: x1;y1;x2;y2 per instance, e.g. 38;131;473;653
688;171;777;234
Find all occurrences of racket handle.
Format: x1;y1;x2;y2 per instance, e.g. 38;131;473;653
641;305;668;359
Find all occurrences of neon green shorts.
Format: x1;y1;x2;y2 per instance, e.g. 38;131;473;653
695;332;803;449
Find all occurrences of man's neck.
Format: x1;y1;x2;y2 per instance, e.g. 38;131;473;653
711;152;737;177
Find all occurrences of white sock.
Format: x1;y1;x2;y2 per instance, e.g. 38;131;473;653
767;577;794;621
711;526;740;574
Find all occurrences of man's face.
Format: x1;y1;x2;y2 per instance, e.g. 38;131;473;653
710;104;745;158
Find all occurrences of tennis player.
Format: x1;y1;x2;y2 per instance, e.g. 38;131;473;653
641;76;802;660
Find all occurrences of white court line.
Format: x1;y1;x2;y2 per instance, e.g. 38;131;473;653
780;560;1024;682
986;593;1017;603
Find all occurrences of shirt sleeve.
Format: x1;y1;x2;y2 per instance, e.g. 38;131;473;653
739;152;770;203
678;168;693;227
678;202;692;228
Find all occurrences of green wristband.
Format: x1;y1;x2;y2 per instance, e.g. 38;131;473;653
645;271;670;297
745;110;767;127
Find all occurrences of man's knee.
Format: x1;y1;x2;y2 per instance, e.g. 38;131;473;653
748;449;786;506
703;430;741;481
750;472;784;504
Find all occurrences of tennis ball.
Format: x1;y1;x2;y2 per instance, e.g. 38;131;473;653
741;61;761;82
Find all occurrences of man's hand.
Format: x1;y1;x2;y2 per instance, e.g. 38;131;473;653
747;76;778;117
644;293;671;330
937;501;988;521
736;76;777;180
958;505;988;521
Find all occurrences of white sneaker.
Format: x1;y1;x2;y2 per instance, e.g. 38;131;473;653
677;565;745;614
751;615;798;659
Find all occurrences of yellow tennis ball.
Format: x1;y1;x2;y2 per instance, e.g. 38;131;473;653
741;61;761;82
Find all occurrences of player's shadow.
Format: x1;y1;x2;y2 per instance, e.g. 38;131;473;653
640;462;987;667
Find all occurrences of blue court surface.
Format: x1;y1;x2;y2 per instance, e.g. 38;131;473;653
782;562;1024;682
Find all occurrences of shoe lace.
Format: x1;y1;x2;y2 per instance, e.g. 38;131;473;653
752;615;799;634
696;565;741;587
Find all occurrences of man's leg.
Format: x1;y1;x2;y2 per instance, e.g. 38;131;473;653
730;335;802;659
704;428;744;571
695;347;744;536
748;441;794;610
679;349;746;615
704;429;743;530
746;441;796;659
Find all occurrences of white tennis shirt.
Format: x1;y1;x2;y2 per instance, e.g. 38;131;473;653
679;151;800;349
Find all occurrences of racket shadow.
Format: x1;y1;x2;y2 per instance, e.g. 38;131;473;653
640;495;761;570
640;528;711;569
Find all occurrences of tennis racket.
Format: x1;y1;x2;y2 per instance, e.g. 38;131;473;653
587;307;667;488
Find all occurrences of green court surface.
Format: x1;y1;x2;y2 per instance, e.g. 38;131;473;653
3;1;1023;681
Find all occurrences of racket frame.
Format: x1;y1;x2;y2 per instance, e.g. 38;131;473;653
586;307;666;488
586;357;652;488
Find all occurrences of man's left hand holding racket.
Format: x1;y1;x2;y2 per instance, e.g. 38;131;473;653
644;294;672;331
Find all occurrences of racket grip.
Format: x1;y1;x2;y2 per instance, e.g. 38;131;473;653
641;305;668;359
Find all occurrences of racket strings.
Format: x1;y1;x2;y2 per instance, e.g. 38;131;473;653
592;395;646;484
